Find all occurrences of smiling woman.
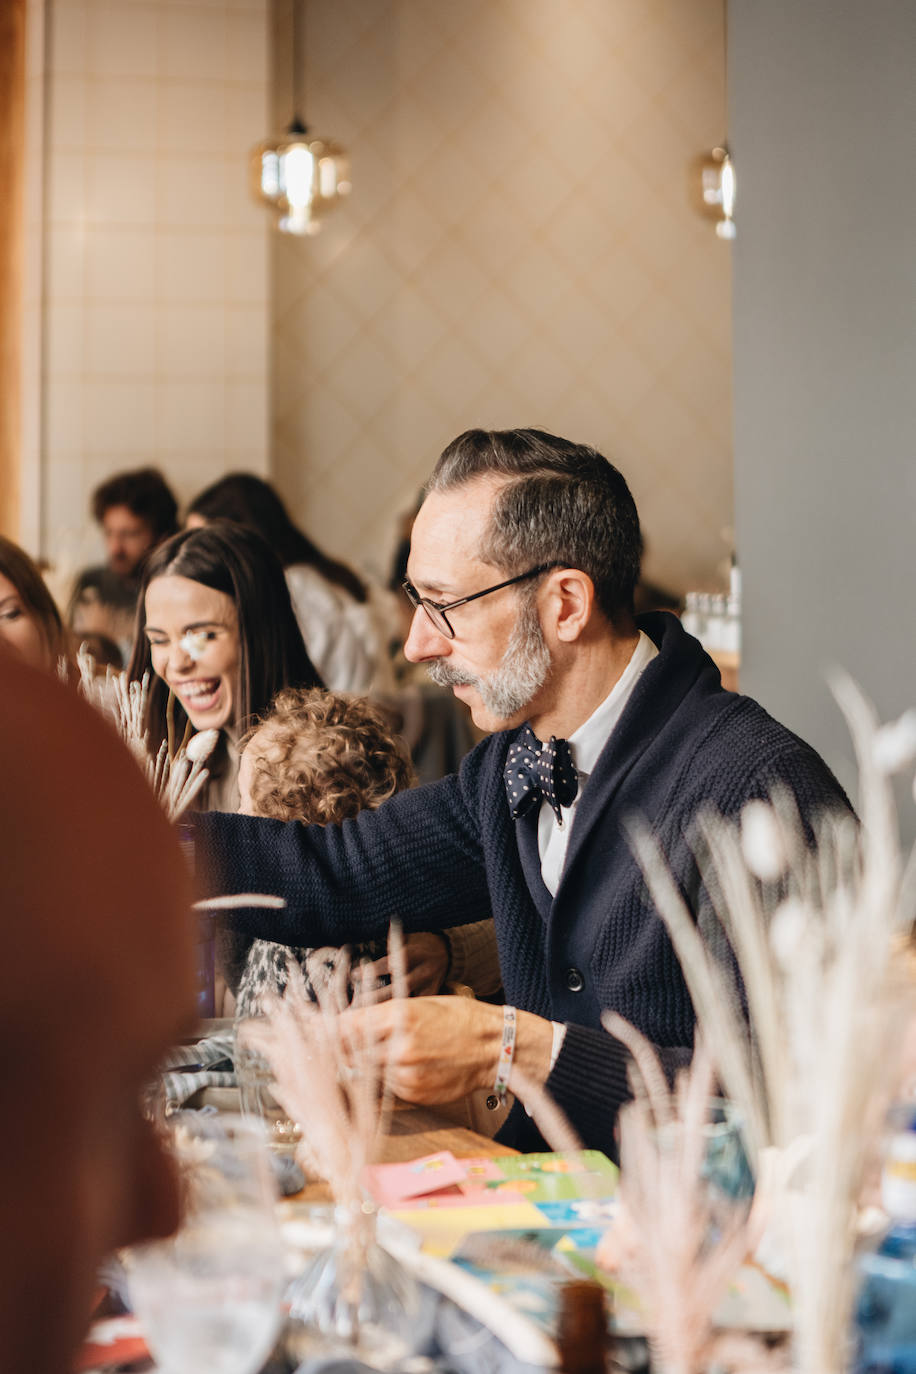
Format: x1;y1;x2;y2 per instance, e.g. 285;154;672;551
144;577;241;733
126;522;322;812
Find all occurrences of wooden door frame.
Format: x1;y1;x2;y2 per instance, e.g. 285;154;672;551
0;0;27;540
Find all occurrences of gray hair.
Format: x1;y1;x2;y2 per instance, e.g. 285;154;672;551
427;428;643;625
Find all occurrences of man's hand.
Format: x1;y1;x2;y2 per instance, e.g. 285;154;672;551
337;997;555;1105
351;932;451;1002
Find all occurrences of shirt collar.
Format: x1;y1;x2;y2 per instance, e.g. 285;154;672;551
566;629;658;777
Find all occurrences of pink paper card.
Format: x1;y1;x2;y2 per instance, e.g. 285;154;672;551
365;1150;468;1206
457;1158;505;1185
398;1186;529;1209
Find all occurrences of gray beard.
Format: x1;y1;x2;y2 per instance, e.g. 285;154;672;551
426;598;551;722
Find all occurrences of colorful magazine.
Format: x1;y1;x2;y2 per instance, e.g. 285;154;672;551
375;1147;790;1362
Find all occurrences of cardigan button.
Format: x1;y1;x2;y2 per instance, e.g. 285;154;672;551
565;966;584;993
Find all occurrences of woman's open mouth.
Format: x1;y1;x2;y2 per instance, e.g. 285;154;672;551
174;679;222;714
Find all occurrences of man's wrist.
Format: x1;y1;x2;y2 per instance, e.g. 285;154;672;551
471;1003;558;1096
436;929;453;987
493;1005;517;1100
507;1009;555;1089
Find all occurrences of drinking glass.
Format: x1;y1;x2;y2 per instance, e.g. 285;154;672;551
235;1024;303;1157
286;1199;423;1370
125;1113;286;1374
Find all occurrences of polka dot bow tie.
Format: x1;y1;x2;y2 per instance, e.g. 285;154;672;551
503;724;579;824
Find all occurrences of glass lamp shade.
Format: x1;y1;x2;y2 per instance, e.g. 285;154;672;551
694;145;736;240
250;128;351;236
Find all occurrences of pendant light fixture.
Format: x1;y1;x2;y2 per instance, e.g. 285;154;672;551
693;2;735;240
250;0;350;237
697;145;736;239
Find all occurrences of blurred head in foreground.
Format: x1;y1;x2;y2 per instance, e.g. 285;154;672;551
0;651;196;1374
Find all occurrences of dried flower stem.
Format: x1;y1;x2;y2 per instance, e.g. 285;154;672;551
76;653;216;819
608;1022;751;1374
243;922;410;1208
625;674;916;1374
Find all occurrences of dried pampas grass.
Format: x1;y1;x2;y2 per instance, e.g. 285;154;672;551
76;647;215;819
508;1065;583;1155
625;673;916;1374
240;925;409;1206
605;1018;752;1374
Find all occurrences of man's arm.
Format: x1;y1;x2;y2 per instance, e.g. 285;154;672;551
336;997;555;1105
336;997;691;1160
192;770;491;948
540;1024;691;1157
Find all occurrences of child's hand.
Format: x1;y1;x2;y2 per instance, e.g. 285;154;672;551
351;932;450;1001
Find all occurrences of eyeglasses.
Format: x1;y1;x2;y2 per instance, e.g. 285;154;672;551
401;564;555;640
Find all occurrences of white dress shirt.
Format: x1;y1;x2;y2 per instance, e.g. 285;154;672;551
513;631;658;1082
538;630;658;896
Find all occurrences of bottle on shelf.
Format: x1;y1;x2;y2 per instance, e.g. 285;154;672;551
682;591;702;640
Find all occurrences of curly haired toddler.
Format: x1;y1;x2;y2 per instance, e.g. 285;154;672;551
234;687;415;1018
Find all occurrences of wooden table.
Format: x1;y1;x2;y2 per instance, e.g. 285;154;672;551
296;1102;518;1202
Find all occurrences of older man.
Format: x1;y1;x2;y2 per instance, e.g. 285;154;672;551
0;650;196;1374
194;427;848;1152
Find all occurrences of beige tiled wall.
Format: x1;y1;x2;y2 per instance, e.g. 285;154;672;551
38;0;269;575
270;0;733;595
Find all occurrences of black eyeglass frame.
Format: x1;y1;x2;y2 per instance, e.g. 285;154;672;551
401;563;556;640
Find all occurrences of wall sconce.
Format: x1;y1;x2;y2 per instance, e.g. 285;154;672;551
250;0;350;237
695;145;736;240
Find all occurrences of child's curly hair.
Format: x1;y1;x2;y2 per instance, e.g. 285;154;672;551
239;687;415;825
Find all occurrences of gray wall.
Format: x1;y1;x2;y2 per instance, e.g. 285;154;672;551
730;0;916;833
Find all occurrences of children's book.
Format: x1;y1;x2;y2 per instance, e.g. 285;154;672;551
374;1147;790;1365
369;1148;618;1219
372;1150;620;1366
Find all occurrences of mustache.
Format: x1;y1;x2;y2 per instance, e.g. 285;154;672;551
426;659;478;690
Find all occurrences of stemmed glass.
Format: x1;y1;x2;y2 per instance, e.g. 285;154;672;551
236;1022;303;1157
124;1113;286;1374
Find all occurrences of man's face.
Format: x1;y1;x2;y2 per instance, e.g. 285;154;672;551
101;503;157;577
403;478;552;733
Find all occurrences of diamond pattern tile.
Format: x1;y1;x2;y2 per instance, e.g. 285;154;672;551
270;0;733;594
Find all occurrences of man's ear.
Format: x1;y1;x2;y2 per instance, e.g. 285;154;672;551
541;568;595;643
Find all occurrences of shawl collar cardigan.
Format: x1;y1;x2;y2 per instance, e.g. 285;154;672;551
195;612;850;1154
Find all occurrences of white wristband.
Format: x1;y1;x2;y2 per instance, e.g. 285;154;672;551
494;1004;517;1100
549;1021;567;1073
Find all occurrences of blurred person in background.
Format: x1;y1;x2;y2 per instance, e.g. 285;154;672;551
0;649;196;1374
70;467;179;664
186;472;393;694
0;535;70;673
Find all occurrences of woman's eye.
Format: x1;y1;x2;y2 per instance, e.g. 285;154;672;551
0;608;22;623
179;630;214;659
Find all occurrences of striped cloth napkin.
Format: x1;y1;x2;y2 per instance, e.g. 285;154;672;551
159;1031;237;1111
